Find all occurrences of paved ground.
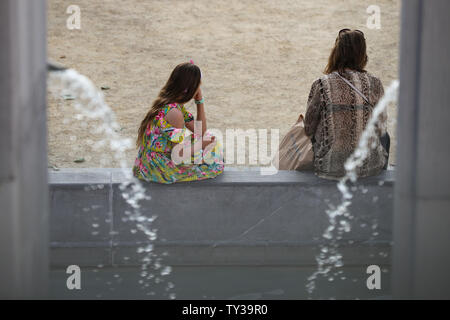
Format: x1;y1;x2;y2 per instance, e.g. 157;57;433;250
47;0;400;169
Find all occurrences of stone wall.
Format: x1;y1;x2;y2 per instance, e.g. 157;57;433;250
0;0;48;299
49;169;394;268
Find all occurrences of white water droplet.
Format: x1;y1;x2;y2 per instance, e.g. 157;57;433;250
161;266;172;276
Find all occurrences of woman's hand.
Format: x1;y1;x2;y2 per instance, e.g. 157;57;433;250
194;87;203;101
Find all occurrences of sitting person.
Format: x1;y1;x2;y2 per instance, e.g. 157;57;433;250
133;61;224;184
304;29;389;179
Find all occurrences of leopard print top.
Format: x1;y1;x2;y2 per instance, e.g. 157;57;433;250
304;70;388;179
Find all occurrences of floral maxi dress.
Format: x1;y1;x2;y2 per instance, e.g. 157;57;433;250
133;103;224;184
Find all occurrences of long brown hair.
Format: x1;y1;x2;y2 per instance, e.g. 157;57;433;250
136;62;201;147
324;29;368;74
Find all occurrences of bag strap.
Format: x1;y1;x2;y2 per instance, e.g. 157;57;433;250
335;72;373;107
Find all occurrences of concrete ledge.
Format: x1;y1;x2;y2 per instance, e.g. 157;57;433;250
49;168;394;267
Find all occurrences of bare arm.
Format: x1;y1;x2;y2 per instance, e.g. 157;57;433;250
195;103;207;135
166;108;214;156
186;87;207;135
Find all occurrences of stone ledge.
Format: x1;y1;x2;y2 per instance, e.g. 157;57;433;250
49;167;395;186
49;168;394;267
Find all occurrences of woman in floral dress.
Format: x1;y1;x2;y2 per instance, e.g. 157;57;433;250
133;62;224;184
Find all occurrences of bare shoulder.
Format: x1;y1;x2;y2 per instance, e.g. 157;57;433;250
165;107;184;128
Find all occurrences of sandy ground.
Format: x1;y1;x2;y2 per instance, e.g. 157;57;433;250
47;0;400;168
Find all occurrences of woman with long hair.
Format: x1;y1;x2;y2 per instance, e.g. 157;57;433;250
304;28;389;179
133;61;224;184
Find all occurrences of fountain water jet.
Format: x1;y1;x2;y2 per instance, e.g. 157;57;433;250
48;68;175;299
